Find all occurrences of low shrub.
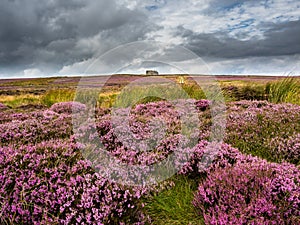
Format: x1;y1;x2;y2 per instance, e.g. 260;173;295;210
239;84;266;100
193;159;300;224
0;141;147;224
269;133;300;165
194;99;211;111
222;84;266;101
0;103;7;110
50;101;87;114
0;111;72;146
226;100;300;162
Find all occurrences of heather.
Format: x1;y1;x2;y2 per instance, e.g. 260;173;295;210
50;101;87;114
0;110;72;146
269;133;300;165
193;158;300;225
225;100;300;164
0;100;208;224
0;103;7;110
0;97;299;224
0;141;147;224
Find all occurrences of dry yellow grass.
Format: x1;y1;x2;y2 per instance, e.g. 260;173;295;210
0;94;42;107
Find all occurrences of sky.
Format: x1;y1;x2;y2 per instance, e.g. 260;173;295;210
0;0;300;77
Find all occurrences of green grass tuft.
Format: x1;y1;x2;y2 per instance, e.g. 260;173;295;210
266;77;299;104
42;89;75;107
144;176;204;225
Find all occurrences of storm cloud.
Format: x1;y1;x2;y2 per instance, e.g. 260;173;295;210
0;0;299;76
0;0;154;76
177;19;300;58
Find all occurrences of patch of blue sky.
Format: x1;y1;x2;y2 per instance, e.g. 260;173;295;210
228;19;255;32
274;15;286;22
222;2;242;11
145;5;159;11
145;0;166;11
273;15;297;23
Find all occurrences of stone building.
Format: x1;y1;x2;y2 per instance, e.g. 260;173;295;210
146;70;159;75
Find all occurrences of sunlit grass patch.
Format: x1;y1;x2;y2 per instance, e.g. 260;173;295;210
0;94;42;108
42;89;76;107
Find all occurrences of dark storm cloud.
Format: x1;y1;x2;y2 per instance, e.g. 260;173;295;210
178;19;300;59
0;0;299;76
0;0;153;75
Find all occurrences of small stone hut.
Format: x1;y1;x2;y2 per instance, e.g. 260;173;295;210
146;70;159;75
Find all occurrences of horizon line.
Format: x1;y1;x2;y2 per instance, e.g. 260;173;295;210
0;73;299;80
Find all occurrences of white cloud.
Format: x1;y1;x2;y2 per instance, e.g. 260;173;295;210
141;0;300;41
23;68;42;77
203;55;300;75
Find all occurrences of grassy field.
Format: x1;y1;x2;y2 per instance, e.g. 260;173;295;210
1;75;299;108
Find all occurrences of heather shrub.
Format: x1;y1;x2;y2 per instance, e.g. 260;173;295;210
226;100;300;162
173;141;243;179
194;99;211;111
0;141;147;224
0;103;8;110
193;159;300;225
2;97;300;224
74;101;193;165
73;100;221;179
50;101;87;114
0;111;72;146
269;133;300;165
0;111;32;124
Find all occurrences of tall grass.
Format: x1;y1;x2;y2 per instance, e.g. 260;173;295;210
181;83;206;100
98;92;119;108
114;83;191;108
144;176;204;225
266;77;299;104
42;89;75;107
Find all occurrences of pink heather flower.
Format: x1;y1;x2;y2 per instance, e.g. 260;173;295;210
193;159;300;225
50;101;86;114
0;103;8;110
